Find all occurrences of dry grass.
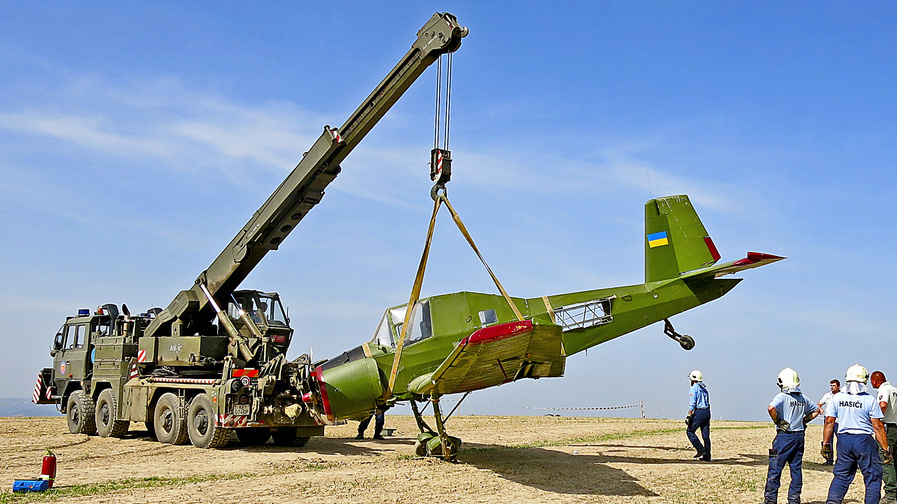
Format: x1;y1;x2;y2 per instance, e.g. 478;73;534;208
0;416;876;503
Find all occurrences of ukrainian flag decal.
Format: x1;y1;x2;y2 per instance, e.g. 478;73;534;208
647;231;669;248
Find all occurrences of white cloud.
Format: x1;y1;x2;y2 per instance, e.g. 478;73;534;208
0;75;328;181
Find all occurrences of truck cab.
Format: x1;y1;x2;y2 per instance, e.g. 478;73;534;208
50;308;114;403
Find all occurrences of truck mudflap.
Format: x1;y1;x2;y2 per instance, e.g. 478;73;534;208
217;414;250;428
31;369;56;405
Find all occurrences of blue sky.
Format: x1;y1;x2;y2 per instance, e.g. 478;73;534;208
1;2;895;422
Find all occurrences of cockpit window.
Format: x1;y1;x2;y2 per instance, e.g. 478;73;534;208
374;312;393;347
373;300;432;348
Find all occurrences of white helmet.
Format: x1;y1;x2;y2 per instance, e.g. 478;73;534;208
688;369;703;382
846;364;869;383
777;367;800;389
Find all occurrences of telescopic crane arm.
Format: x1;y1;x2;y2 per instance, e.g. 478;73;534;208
145;13;467;338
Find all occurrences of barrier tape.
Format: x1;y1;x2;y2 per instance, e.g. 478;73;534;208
438;398;644;412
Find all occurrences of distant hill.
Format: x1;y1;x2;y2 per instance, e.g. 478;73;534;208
0;398;62;417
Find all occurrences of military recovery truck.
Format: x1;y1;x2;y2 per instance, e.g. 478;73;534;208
31;13;468;448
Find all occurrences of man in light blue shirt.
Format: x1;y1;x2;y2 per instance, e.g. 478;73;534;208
686;369;711;461
822;364;892;504
764;368;819;504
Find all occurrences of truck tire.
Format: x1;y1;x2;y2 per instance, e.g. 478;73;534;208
95;389;129;438
235;427;271;445
153;393;188;445
187;394;229;448
66;391;97;435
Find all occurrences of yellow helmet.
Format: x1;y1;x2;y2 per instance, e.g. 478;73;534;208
846;364;869;383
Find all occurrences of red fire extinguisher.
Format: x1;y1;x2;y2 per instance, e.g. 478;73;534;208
40;449;56;488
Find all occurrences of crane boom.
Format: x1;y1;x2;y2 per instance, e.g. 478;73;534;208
145;12;467;338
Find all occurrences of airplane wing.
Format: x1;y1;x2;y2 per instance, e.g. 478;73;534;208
407;320;565;396
679;252;786;281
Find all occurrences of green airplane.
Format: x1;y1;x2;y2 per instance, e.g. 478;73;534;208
298;194;783;459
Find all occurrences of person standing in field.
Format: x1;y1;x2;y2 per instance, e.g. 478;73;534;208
871;370;897;504
822;364;892;504
817;378;841;466
686;369;711;461
763;367;819;504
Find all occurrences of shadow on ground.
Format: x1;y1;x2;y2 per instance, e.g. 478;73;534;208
459;443;658;497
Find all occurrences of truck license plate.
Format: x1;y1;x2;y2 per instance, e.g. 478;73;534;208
233;404;251;416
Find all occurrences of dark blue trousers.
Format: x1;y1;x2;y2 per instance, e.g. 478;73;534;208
686;408;711;458
765;431;805;504
825;433;882;504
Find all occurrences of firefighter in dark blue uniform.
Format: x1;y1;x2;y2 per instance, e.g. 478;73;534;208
686;369;711;461
822;364;892;504
764;367;819;504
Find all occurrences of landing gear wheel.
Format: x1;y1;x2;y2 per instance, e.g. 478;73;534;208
187;393;229;448
679;335;695;351
271;427;299;446
153;392;188;445
425;434;461;460
66;391;97;435
235;427;271;445
96;389;129;438
415;433;434;457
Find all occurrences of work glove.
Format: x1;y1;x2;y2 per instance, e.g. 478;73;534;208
776;419;790;431
821;444;833;460
685;413;693;426
881;447;894;465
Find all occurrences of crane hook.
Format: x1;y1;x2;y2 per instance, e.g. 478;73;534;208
430;183;447;201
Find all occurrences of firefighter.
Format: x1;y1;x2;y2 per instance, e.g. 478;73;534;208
822;364;892;504
763;367;819;504
686;369;711;461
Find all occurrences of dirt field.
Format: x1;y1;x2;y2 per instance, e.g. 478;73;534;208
0;415;879;503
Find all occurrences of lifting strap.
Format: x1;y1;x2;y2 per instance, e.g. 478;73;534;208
385;193;523;398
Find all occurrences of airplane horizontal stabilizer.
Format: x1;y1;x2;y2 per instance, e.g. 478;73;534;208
679;251;786;281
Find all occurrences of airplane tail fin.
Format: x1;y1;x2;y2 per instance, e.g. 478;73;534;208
644;195;721;283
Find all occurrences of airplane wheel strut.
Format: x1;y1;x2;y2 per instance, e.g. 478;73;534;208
410;397;462;461
663;319;695;351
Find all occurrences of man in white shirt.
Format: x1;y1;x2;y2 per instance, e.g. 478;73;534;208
871;371;897;504
818;379;841;466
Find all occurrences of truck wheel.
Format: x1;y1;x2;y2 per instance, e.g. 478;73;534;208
95;389;129;438
187;394;229;449
271;426;299;446
66;391;97;435
235;427;271;445
153;393;188;445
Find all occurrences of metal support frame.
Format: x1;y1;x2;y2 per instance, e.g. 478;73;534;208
553;296;615;331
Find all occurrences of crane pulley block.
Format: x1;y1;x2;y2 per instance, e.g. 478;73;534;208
430;148;451;186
